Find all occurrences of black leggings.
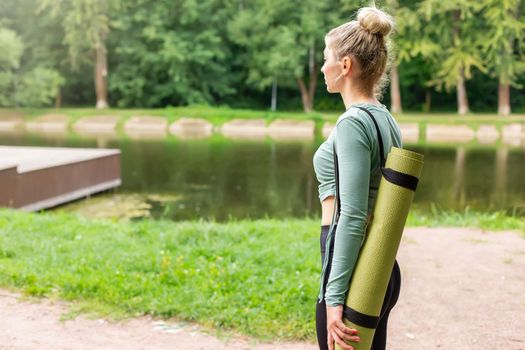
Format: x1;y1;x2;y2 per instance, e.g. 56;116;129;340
316;225;401;350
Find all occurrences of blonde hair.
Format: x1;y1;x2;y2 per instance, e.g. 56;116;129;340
325;6;394;99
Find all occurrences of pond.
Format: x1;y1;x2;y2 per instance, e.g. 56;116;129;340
2;132;525;221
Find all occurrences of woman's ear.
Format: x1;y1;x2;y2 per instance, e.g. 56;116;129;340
342;56;352;74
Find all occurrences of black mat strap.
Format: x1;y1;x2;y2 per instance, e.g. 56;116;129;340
381;168;419;191
343;304;379;329
333;142;341;222
355;106;385;167
333;106;386;221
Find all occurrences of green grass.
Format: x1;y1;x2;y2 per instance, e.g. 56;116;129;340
407;206;525;234
2;105;525;126
406;206;525;238
0;209;320;341
0;208;523;341
0;105;326;126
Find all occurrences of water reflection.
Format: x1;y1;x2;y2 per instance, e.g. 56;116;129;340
413;145;525;216
454;147;466;209
1;132;525;220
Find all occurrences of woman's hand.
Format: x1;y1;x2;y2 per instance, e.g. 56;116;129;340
326;304;360;350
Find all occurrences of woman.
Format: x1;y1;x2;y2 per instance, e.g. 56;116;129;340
313;6;402;350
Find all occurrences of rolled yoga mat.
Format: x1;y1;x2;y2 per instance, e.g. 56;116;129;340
335;147;424;350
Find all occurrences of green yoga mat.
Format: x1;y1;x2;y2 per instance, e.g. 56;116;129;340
336;147;424;350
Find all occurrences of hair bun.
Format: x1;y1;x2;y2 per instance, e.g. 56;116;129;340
357;7;393;37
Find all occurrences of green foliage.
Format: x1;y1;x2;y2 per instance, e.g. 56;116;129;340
228;0;341;90
38;0;120;68
417;0;486;91
108;0;237;107
481;0;525;86
16;67;64;107
0;71;15;106
0;28;23;69
0;25;64;107
227;0;353;112
0;0;524;111
0;28;23;106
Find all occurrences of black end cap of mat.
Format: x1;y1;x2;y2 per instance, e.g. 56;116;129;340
381;168;419;191
343;305;379;329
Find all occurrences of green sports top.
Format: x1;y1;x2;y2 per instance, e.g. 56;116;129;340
313;103;402;306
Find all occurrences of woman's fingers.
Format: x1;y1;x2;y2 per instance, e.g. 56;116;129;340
327;331;334;350
339;321;359;336
325;305;360;349
334;323;361;343
330;328;354;350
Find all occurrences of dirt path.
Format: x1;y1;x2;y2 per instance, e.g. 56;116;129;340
1;227;525;350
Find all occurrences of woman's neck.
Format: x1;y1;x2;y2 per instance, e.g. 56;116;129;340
340;85;379;110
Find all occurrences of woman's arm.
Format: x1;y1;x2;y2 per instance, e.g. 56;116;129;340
325;116;371;307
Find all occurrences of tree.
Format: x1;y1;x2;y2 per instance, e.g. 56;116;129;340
229;0;342;113
0;0;72;107
0;28;23;106
418;0;486;114
482;0;525;115
17;67;64;107
386;0;403;113
0;25;64;107
387;0;438;112
108;0;237;107
39;0;122;108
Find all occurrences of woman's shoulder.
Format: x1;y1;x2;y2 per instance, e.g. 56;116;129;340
335;103;379;131
335;103;399;146
337;102;389;120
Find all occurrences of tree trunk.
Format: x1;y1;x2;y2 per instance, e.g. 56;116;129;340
390;63;402;113
457;66;469;115
13;72;19;108
297;44;319;113
452;10;469;115
307;44;318;112
498;82;511;116
497;6;520;117
55;88;62;108
271;79;277;111
297;78;312;113
94;43;108;109
424;89;432;112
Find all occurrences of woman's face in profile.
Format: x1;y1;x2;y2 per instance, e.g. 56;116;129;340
321;45;342;93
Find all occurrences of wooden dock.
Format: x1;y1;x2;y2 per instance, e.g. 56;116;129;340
0;146;121;211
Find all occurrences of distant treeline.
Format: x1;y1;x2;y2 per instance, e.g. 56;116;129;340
0;0;524;114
